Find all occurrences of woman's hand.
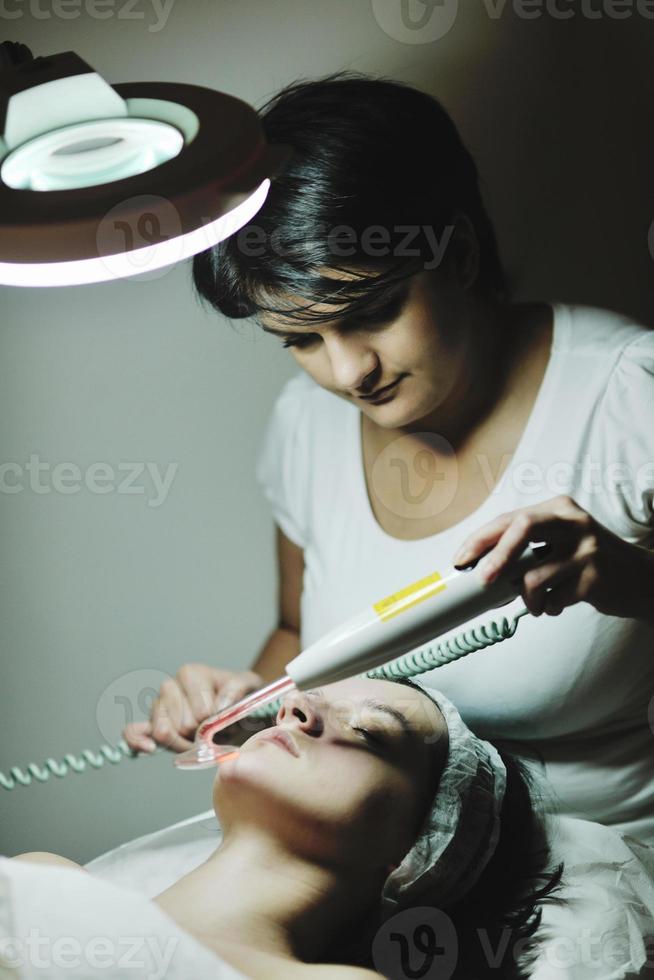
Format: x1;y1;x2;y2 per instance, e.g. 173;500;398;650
451;494;654;622
122;665;265;754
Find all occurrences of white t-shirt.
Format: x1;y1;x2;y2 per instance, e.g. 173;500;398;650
255;302;654;844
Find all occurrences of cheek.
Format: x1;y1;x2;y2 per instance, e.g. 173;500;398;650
415;319;455;365
215;744;370;813
322;756;419;839
215;746;417;833
385;317;446;379
365;769;419;835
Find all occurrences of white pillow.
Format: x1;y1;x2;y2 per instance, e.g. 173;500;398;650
524;814;654;980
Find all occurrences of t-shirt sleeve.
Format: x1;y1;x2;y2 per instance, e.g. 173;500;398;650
601;329;654;536
254;375;310;549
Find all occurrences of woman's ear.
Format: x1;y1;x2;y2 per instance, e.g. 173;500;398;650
448;211;480;291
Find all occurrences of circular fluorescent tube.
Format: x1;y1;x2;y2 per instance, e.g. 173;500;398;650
1;118;185;191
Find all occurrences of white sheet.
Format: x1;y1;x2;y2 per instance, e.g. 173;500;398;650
85;808;221;898
84;809;654;979
0;851;246;979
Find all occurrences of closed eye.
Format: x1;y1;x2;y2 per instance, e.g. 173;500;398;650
351;725;385;746
281;333;320;349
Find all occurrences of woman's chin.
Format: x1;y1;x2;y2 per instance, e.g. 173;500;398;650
213;746;291;793
366;397;421;428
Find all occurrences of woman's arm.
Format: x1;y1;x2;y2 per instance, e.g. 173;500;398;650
250;524;303;682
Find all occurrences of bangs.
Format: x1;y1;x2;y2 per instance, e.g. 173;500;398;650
250;263;421;329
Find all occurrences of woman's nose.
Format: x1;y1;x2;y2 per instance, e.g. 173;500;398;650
325;335;379;392
276;690;324;735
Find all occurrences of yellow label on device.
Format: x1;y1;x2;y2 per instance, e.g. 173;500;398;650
373;571;446;623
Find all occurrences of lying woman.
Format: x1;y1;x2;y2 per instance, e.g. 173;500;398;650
3;677;566;979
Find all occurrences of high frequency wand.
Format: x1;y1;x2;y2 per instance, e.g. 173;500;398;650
174;541;551;770
0;542;549;789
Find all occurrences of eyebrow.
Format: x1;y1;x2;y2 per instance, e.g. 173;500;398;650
259;281;411;338
361;698;412;738
305;688;412;738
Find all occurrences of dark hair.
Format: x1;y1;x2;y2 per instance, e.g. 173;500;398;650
192;71;511;329
442;746;566;979
331;678;566;979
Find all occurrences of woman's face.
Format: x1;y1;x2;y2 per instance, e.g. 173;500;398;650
212;677;448;875
257;266;479;431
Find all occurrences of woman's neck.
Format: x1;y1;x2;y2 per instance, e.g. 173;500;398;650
153;825;381;963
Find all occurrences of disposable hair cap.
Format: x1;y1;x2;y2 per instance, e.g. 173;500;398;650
382;683;507;913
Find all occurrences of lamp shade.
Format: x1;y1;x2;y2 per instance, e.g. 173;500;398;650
0;47;292;286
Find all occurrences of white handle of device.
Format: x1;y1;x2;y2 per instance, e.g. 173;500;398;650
285;542;549;689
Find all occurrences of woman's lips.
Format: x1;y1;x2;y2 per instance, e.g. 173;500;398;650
358;375;404;402
254;728;300;757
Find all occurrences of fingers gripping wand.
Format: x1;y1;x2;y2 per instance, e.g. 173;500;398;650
175;542;552;770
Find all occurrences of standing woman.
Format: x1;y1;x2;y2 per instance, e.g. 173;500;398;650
123;67;654;949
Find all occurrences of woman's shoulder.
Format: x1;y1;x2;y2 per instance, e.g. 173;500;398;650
9;851;86;872
555;304;654;538
553;300;653;358
0;856;246;977
559;302;654;396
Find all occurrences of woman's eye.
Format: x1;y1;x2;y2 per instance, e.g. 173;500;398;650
280;303;398;349
349;310;395;331
352;294;405;329
281;334;318;349
351;726;384;746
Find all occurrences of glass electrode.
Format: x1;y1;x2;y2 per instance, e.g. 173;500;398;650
174;675;297;769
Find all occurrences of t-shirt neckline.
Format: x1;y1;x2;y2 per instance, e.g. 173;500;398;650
351;302;566;545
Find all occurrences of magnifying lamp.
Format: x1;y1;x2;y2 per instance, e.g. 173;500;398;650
0;42;292;287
